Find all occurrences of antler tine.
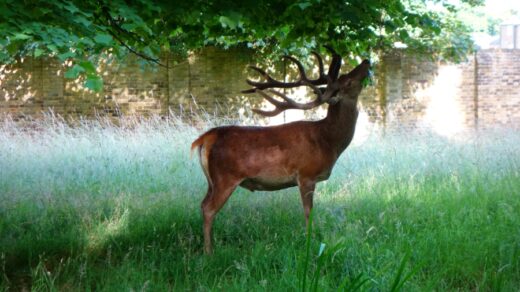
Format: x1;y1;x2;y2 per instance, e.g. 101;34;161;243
252;108;284;117
328;54;342;82
244;65;276;91
268;89;323;109
244;62;308;91
252;90;287;117
255;89;288;108
252;88;326;117
322;45;342;82
323;45;336;54
282;55;308;81
247;65;271;81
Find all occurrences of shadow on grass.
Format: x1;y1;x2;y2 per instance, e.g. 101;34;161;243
2;187;311;286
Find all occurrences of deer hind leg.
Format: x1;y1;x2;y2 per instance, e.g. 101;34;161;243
201;175;240;254
200;186;214;254
298;178;316;228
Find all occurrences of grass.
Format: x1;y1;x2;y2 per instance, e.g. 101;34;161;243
0;114;519;291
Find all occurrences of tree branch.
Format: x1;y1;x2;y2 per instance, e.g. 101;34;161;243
101;5;169;68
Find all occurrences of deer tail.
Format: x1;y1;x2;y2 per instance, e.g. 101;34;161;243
191;131;218;188
190;130;217;159
190;135;205;159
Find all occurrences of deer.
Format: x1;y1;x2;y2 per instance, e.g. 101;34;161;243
191;47;371;254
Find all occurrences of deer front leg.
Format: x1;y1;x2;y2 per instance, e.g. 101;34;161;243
298;178;316;227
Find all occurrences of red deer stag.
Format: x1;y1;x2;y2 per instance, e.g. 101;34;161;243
192;48;370;254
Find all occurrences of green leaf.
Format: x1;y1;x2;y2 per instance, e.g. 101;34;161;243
79;61;96;75
80;38;95;47
219;16;237;29
74;16;91;27
121;23;137;31
298;2;312;10
219;12;242;30
34;48;44;57
94;33;113;45
12;33;31;40
169;27;183;38
85;75;103;92
39;8;52;15
47;44;58;53
64;64;85;79
58;51;76;61
64;2;80;14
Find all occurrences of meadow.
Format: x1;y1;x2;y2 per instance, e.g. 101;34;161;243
0;114;519;291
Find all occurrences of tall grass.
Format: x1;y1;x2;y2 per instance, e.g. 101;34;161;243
0;114;519;291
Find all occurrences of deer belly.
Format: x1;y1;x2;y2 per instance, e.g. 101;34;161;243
240;176;297;191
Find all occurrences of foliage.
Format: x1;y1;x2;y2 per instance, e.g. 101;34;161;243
0;0;483;90
0;115;519;290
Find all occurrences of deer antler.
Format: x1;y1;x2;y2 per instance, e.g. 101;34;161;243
323;45;342;82
243;47;343;117
251;85;325;117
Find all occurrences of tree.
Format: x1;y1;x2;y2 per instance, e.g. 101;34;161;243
0;0;483;91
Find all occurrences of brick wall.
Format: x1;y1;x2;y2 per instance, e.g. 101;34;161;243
476;50;520;126
0;47;256;119
373;49;520;131
1;48;519;131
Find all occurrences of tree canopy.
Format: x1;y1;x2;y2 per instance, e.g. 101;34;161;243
0;0;483;90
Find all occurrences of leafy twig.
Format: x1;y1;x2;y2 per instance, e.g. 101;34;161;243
100;5;168;68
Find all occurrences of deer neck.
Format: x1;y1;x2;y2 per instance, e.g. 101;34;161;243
320;96;359;154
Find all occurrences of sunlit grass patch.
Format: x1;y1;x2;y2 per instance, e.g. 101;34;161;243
0;115;519;290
